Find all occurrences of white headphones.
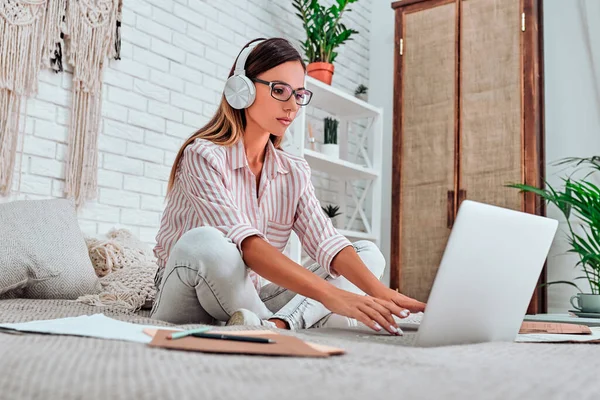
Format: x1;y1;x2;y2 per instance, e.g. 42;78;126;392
224;40;265;109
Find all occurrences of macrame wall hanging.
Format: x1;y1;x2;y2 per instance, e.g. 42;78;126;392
62;0;122;206
0;0;122;206
0;0;47;195
43;0;68;72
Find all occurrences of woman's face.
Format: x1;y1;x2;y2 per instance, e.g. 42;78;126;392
245;61;306;138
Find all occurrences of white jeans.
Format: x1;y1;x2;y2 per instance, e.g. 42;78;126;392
150;227;386;329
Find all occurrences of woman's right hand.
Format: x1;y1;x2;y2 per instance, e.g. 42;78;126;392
320;287;410;335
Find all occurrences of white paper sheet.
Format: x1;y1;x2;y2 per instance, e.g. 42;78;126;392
0;314;181;344
516;327;600;343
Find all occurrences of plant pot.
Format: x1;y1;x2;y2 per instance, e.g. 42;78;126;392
355;93;368;102
321;143;339;159
307;62;335;85
327;215;343;229
329;216;339;228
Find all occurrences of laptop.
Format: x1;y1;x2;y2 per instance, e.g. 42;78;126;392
407;200;558;347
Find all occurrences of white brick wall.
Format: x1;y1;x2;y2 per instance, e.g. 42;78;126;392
1;0;373;245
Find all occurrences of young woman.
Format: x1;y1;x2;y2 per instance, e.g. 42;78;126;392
150;38;425;335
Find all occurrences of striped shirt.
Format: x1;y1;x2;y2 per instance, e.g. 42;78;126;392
153;137;352;293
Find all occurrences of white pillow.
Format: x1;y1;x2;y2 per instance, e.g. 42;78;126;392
0;199;101;299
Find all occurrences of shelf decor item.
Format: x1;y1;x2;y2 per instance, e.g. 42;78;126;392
354;84;368;101
307;122;317;151
322;117;339;159
322;204;343;228
293;0;359;85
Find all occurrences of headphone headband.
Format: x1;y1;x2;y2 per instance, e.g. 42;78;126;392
233;39;265;76
224;39;266;109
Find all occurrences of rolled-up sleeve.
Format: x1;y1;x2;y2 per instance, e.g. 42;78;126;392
179;147;265;251
292;162;352;277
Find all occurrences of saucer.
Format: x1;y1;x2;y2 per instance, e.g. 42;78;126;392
569;310;600;318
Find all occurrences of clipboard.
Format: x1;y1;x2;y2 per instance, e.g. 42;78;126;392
145;329;345;357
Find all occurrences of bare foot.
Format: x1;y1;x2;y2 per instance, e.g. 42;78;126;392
268;318;289;329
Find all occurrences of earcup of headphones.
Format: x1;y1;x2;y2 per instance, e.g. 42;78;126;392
224;75;256;109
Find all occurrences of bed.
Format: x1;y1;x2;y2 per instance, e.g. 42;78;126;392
1;298;598;400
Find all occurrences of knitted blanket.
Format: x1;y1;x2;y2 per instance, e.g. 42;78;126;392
76;228;157;312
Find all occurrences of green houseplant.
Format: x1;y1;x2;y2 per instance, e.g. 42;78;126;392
354;83;368;101
507;156;600;308
322;204;342;218
322;117;339;159
293;0;359;85
322;204;343;228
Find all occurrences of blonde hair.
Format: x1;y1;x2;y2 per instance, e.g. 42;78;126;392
166;96;283;194
166;37;304;196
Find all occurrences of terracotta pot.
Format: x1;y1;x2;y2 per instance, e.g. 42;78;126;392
307;62;334;85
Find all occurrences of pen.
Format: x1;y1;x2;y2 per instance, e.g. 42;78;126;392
191;332;275;344
167;326;212;340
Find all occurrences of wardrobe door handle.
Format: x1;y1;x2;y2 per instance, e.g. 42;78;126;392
458;189;467;207
447;190;455;229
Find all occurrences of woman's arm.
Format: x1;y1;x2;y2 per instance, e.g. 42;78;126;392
241;236;407;335
290;160;426;315
330;246;385;296
290;161;354;278
331;246;427;313
241;236;332;302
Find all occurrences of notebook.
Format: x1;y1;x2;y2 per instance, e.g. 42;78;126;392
145;328;345;357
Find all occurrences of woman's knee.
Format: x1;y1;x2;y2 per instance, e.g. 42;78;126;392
354;240;386;280
169;227;241;275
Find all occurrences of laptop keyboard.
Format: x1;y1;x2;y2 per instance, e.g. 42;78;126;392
394;312;424;330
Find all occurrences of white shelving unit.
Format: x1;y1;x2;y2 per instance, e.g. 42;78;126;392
302;149;379;180
283;76;384;264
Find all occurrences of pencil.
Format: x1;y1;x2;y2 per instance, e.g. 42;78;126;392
191;332;275;344
167;327;211;340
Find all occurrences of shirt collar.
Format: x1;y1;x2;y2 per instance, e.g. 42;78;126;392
228;139;247;170
228;139;289;176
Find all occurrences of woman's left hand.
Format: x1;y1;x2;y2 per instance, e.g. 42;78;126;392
372;287;426;314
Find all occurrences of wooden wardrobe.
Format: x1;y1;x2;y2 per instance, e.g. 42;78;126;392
390;0;546;313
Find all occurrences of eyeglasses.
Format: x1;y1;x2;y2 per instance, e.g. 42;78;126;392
251;78;313;106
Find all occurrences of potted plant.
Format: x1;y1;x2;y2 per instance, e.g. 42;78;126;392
507;156;600;314
322;117;339;159
322;204;343;228
293;0;359;85
354;84;368;101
